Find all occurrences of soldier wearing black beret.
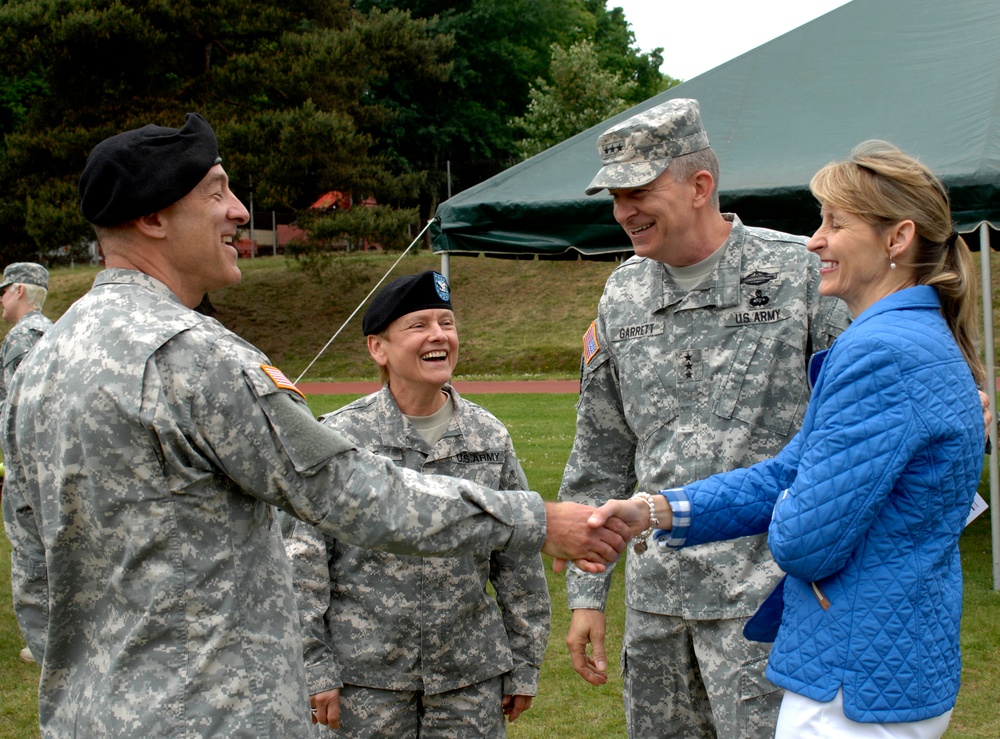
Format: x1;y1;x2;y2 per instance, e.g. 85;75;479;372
288;268;550;735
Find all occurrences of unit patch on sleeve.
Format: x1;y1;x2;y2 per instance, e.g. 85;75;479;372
583;321;601;365
260;364;307;400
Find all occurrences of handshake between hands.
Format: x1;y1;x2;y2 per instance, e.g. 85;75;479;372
540;496;664;573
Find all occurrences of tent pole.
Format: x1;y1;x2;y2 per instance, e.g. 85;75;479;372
979;223;1000;590
441;161;452;282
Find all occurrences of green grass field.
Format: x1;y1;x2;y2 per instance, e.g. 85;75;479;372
2;392;997;738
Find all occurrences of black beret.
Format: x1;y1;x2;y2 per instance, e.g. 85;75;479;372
362;271;453;336
79;112;223;226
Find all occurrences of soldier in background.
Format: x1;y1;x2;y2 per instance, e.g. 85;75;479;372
558;99;851;738
1;113;633;739
286;270;550;736
0;261;53;665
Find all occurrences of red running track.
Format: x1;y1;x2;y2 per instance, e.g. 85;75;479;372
303;378;1000;397
298;380;580;395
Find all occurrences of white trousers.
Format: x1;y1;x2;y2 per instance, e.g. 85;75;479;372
774;688;952;739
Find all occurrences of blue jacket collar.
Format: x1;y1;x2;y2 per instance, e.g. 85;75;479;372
850;285;940;331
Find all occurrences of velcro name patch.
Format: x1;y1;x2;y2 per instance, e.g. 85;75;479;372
610;322;664;342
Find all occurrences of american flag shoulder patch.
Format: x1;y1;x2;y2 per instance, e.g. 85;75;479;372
260;364;306;400
583;321;600;365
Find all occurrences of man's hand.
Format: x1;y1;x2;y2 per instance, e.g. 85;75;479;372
566;608;610;686
310;688;341;729
542;501;630;573
979;389;992;438
501;694;533;722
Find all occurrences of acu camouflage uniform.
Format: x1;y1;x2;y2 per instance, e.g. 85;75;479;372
286;385;550;736
0;308;53;413
1;269;547;739
559;215;850;737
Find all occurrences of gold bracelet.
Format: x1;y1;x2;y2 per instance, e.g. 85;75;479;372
631;492;659;554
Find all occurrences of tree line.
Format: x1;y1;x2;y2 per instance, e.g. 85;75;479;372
0;0;678;264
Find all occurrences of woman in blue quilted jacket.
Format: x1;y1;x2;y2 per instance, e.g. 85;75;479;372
607;141;986;738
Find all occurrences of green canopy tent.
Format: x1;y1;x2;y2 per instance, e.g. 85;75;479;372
431;0;1000;256
431;0;1000;586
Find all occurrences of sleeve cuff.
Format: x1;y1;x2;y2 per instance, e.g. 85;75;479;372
503;667;540;697
304;661;343;696
566;561;615;610
653;488;690;549
507;489;548;554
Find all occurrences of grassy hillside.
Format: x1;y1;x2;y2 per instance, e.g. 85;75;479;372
18;252;622;382
20;247;1000;383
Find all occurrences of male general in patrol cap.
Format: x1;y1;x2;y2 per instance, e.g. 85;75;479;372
1;113;634;739
558;98;852;738
286;270;550;734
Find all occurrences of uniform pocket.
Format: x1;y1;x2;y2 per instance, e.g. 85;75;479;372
740;654;779;701
716;330;807;436
615;340;679;443
242;366;355;474
740;653;782;735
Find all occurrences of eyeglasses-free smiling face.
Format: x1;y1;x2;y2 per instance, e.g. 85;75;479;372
157;164;249;302
807;205;908;317
369;308;459;397
609;169;700;264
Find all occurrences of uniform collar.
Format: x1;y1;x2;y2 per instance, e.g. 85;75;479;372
657;213;745;311
378;383;465;452
93;268;188;306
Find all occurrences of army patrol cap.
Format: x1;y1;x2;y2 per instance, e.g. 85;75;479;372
363;271;453;336
0;262;49;291
79;112;223;226
585;98;711;195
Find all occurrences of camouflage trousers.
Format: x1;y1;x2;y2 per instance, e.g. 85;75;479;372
324;676;506;738
622;607;782;739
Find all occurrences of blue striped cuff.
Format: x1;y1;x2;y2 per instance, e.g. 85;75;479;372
653;488;690;549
